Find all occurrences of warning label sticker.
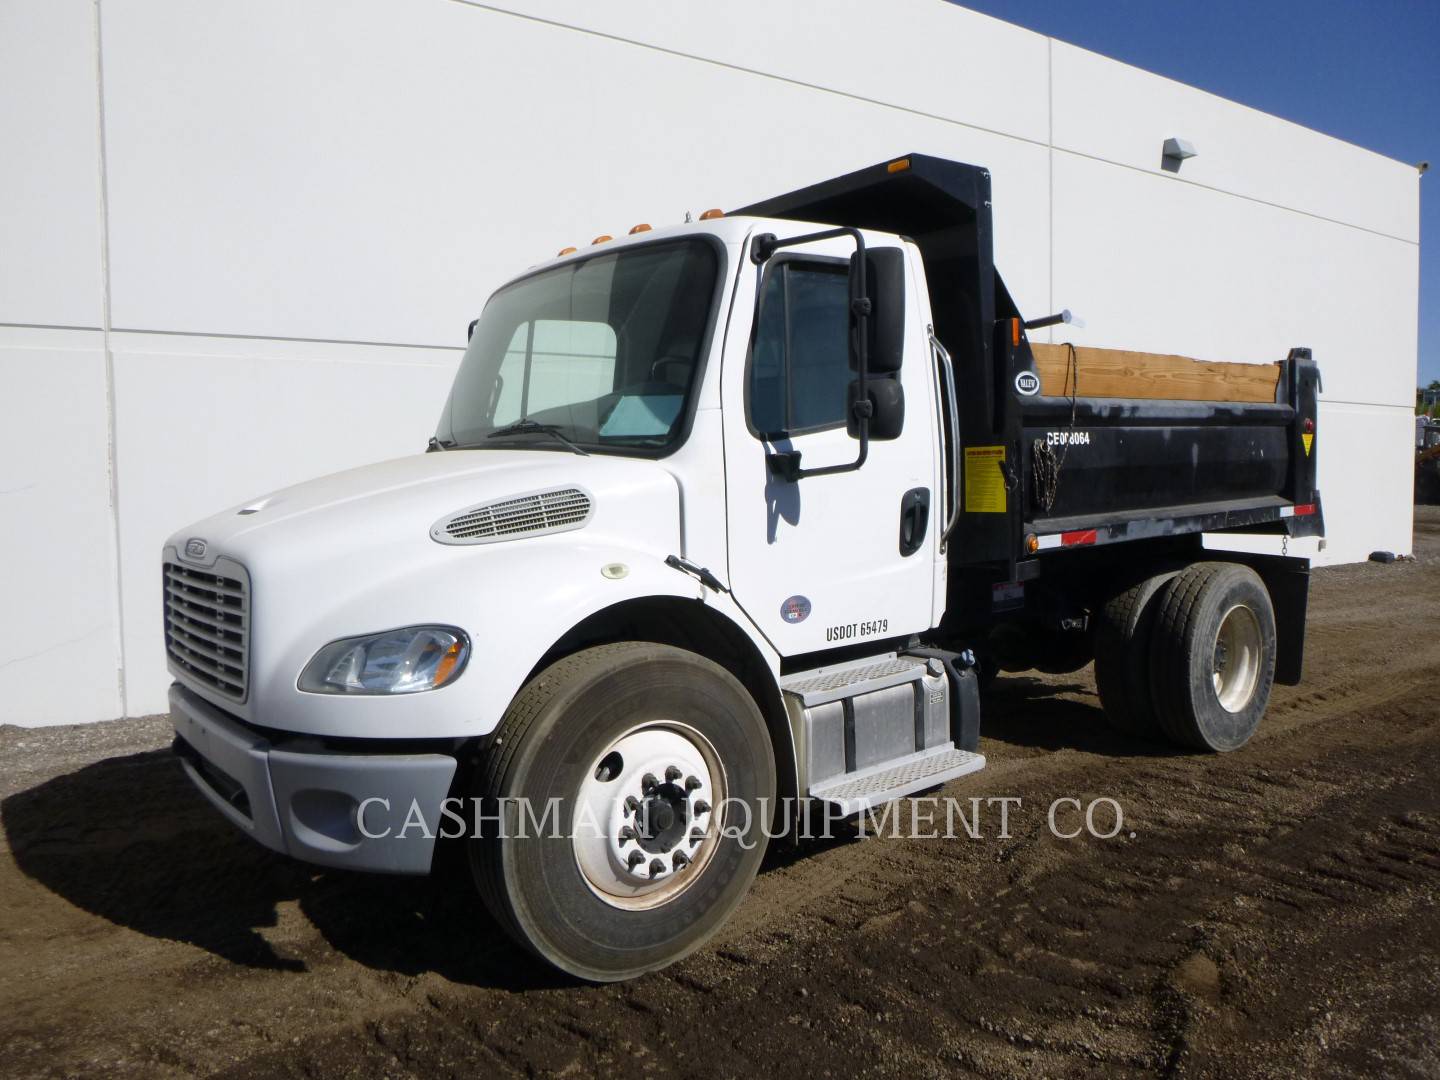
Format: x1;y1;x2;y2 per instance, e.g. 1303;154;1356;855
964;445;1008;513
1302;433;1314;456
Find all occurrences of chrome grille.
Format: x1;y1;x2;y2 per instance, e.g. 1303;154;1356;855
163;558;249;702
432;487;592;545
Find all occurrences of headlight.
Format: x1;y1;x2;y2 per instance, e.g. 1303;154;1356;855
298;626;470;695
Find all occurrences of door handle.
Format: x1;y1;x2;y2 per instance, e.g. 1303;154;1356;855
899;487;931;556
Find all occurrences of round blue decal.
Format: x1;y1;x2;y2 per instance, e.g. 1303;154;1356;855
780;595;812;624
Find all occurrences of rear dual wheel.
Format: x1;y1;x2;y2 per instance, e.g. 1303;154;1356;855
470;643;774;982
1149;563;1276;751
1095;562;1275;752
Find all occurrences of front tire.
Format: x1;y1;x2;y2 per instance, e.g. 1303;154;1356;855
1148;563;1276;752
471;643;775;981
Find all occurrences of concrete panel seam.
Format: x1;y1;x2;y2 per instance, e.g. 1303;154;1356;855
452;0;1417;247
0;321;105;333
1052;146;1419;248
93;0;127;717
446;0;1047;152
1318;400;1421;412
108;326;464;353
1046;36;1054;341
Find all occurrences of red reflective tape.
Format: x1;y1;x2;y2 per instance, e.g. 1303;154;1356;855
1061;529;1098;546
1294;504;1316;516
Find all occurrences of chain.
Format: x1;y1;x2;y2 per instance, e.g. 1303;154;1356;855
1032;342;1078;514
1282;533;1288;557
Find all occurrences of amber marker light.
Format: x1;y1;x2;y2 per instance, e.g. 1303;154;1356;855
557;246;577;256
887;157;911;173
698;208;724;220
592;235;613;244
629;223;652;234
1025;533;1040;555
432;639;465;688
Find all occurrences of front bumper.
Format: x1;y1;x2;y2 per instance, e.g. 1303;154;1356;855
169;683;458;874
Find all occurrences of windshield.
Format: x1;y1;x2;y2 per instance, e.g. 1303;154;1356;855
436;238;721;453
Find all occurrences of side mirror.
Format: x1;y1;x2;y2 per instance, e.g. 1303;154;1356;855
849;247;906;375
848;377;904;440
467;318;479;342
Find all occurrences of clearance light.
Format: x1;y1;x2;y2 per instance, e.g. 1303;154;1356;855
1011;317;1021;348
629;223;652;235
1025;533;1039;555
592;234;613;245
699;208;724;220
557;246;577;256
887;157;911;173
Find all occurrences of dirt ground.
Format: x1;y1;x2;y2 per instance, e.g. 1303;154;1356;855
3;512;1439;1079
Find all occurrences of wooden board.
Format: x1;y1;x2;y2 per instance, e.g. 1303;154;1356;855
1030;342;1282;404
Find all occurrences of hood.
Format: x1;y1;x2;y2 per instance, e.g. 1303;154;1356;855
167;448;682;579
160;448;694;737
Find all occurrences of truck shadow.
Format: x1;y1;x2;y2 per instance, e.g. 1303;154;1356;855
978;674;1187;759
2;696;1176;989
0;749;565;991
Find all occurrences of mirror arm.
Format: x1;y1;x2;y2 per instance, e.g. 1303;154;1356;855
752;228;871;482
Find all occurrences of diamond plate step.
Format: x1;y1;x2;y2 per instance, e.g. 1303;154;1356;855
780;655;928;707
808;744;986;816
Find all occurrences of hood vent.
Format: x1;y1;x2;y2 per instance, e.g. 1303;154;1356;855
432;486;593;545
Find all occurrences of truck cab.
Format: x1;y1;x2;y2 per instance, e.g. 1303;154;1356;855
165;155;1323;981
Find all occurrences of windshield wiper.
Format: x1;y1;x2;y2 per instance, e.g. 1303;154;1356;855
486;418;590;456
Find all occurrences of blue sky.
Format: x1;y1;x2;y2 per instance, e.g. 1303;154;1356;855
955;0;1439;389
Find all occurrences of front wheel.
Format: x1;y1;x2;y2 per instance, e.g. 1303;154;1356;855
470;643;775;981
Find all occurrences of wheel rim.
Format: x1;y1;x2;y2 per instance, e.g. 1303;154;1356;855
573;722;726;911
1212;603;1262;713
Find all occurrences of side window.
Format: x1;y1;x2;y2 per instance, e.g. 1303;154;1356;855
748;262;851;437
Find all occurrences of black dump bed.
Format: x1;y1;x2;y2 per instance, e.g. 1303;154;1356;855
736;153;1324;574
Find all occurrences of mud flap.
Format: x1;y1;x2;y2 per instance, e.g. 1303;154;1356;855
1258;557;1310;686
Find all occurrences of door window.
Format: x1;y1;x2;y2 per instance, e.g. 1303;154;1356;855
748;262;851;438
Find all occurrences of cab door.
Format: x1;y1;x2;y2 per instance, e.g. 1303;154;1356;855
721;231;940;655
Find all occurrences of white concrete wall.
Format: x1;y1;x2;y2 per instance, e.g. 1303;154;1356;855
0;0;1420;725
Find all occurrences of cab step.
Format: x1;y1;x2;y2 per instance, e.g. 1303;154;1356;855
808;743;986;816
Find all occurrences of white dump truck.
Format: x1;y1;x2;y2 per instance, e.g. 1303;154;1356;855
165;155;1324;980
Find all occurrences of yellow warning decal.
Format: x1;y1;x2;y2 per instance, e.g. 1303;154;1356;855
964;445;1008;513
1302;433;1314;456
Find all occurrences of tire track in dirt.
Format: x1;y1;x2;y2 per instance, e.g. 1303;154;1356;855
2;510;1438;1078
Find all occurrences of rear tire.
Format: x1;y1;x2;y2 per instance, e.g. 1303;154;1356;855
1148;563;1276;752
470;643;774;982
1093;570;1180;737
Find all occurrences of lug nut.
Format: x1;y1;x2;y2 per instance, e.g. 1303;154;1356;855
648;858;665;878
693;799;711;816
641;772;659;794
689;828;705;846
624;795;639;815
619;825;637;843
664;765;682;782
672;850;690;869
685;775;701;791
626;849;645;870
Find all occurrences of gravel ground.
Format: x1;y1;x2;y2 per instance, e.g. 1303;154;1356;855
2;509;1438;1079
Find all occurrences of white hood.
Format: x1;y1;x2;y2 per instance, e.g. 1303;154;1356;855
162;448;691;738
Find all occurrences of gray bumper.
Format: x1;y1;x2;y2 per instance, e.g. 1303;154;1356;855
169;683;458;874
